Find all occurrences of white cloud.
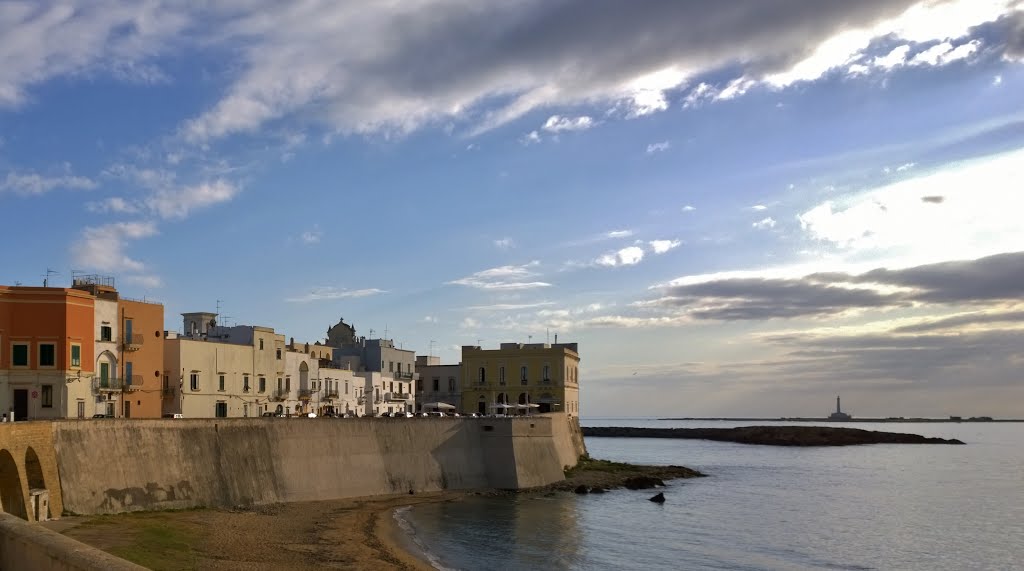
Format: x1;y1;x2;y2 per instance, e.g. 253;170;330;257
646;141;671;154
596;246;645;267
992;75;1003;86
541;115;595;133
448;261;552;290
751;204;768;211
87;196;139;214
285;287;386;303
460;317;481;329
649;239;681;254
301;225;322;244
71;221;158;273
682;82;717;109
681;205;696;212
873;45;911;69
522;130;542;145
146;179;240;219
422;315;438;323
606;230;633;239
467;301;555;311
494;237;515;250
752;217;777;230
0;171;96;195
895;162;916;172
910;40;980;66
123;274;163;289
797;148;1024;267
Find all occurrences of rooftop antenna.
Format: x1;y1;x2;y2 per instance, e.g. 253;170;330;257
528;335;533;344
216;299;224;318
43;268;59;287
429;340;436;358
546;328;550;344
383;324;389;340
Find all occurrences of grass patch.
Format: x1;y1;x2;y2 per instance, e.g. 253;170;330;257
564;456;639;477
109;521;199;571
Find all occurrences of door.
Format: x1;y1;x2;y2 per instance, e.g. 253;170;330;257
13;389;28;421
124;400;131;419
77;401;85;419
99;362;110;388
105;402;114;417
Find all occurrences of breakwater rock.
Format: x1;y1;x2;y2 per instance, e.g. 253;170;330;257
582;426;965;446
537;457;704;494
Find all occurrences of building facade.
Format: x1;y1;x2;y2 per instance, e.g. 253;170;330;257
459;342;580;418
0;286;95;420
414;355;460;412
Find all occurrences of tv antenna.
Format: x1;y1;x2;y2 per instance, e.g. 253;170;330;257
429;340;436;358
43;268;59;287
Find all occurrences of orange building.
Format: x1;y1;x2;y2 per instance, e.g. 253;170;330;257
117;298;164;418
0;286;95;420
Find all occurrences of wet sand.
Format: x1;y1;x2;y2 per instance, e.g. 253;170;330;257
47;493;456;570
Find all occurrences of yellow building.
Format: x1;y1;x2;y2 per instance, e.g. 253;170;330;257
459;342;580;418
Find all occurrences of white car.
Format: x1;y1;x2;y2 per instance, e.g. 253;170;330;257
427;411;447;418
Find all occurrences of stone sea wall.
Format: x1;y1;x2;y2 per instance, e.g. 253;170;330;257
53;413;584;515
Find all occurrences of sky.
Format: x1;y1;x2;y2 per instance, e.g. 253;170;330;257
2;1;1023;418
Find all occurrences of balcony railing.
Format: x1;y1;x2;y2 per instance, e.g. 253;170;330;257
357;395;366;404
395;371;414;380
93;377;123;392
325;389;340;399
122;334;144;351
386;392;410;402
125;375;144;390
298;389;313;401
271;389;288;401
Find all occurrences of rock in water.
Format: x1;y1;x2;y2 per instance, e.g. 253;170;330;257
623;476;665;490
573;485;589;494
649;492;666;503
590;487;606;494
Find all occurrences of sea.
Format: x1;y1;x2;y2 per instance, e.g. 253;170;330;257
395;419;1024;571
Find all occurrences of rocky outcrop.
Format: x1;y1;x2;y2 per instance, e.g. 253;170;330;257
537;457;704;493
649;492;666;503
582;426;965;446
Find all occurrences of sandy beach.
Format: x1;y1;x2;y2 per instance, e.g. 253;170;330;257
46;493;456;570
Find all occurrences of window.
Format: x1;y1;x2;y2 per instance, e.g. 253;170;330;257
71;344;81;367
244;376;251;392
243;404;249;417
478;367;486;384
543;364;550;381
449;377;456;391
276;348;282;360
286;378;291;391
215;402;228;418
124;319;133;341
259;377;266;393
125;362;133;386
259;338;264;350
77;401;85;419
12;344;28;367
433;377;440;391
190;373;199;391
345;381;349;394
277;378;282;391
100;326;112;342
389;361;394;372
499;367;505;385
41;385;53;408
39;343;55;367
218;375;226;391
520;366;528;385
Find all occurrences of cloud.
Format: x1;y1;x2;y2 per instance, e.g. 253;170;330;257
146;179;240;219
646;141;670;154
895;162;916;172
448;261;552;290
596;246;645;267
752;217;777;229
70;221;158;273
494;237;515;250
644;251;1024;321
649;239;681;254
301;225;322;244
123;274;163;289
460;317;481;329
541;115;594;133
750;204;768;211
285;287;386;303
606;230;632;239
86;196;140;214
681;205;696;212
467;301;555;311
521;130;542;144
0;170;96;195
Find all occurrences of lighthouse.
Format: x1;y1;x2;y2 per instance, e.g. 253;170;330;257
829;395;852;421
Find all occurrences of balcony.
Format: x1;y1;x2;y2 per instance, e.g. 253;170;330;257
325;389;340;399
386;392;410;402
357;395;366;405
122;334;144;351
298;389;313;401
271;389;288;401
125;375;144;391
93;377;123;392
395;371;414;380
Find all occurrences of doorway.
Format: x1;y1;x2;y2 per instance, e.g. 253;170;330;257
13;389;28;421
124;400;131;418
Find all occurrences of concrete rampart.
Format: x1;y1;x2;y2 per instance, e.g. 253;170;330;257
0;513;145;571
53;414;578;515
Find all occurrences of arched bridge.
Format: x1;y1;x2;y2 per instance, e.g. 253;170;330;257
0;423;63;522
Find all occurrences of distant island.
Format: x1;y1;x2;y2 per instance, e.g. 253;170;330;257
657;417;1016;423
583;426;966;446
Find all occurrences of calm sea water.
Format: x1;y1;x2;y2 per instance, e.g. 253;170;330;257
397;419;1024;571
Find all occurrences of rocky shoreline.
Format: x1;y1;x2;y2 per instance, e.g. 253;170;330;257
582;425;965;446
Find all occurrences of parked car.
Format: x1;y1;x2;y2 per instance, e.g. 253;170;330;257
378;412;392;418
92;413;113;419
161;413;184;419
427;411;447;418
396;411;414;418
418;412;429;417
467;413;480;418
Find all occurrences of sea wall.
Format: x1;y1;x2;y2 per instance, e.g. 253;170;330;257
52;413;577;515
0;513;145;571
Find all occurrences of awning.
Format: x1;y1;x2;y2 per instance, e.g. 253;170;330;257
489;403;513;409
515;403;540;408
421;402;456;410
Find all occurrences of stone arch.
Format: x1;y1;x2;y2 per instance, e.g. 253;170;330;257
299;361;310;389
96;350;117;388
477;394;486;415
518;392;528;405
0;449;27;520
25;447;48;520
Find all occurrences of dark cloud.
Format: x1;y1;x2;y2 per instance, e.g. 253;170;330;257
999;9;1024;61
649;251;1024;321
892;309;1024;333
